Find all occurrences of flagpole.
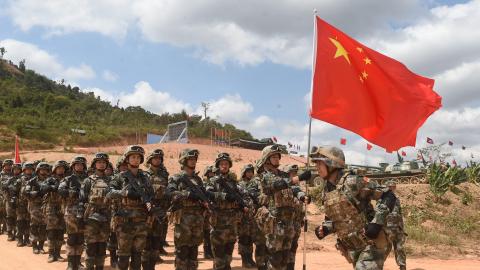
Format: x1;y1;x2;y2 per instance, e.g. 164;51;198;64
303;8;318;270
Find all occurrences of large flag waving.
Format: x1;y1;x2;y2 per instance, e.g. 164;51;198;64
310;16;442;151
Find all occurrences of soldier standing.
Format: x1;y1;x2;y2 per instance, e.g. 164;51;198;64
142;149;170;269
41;160;68;263
384;181;406;270
2;162;22;241
107;145;154;270
59;156;88;270
0;159;13;235
237;164;257;268
167;148;214;270
254;145;311;270
207;153;249;270
202;165;216;260
16;162;35;247
81;153;112;270
312;146;396;270
25;162;50;254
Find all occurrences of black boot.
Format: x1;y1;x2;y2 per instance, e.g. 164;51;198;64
130;252;142;270
109;249;118;268
38;241;46;254
7;231;15;241
287;262;295;270
67;256;75;270
17;237;25;247
399;266;406;270
241;253;256;268
204;244;213;259
32;241;39;254
159;246;168;255
117;256;130;270
48;248;57;263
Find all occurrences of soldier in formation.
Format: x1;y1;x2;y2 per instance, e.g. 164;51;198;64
384;181;407;270
0;159;14;235
202;165;216;260
16;162;35;246
237;164;257;268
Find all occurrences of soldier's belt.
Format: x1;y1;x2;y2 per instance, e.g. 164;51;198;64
122;198;143;206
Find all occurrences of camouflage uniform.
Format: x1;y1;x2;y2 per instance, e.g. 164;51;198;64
0;159;14;235
107;155;128;269
81;153;112;270
25;162;50;254
312;145;394;270
202;165;216;260
41;160;68;263
237;164;257;268
167;148;211;270
384;181;406;270
58;156;88;270
206;153;248;270
142;149;170;270
2;162;21;241
107;145;154;270
15;162;35;247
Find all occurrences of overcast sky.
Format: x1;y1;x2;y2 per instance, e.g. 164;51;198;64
0;0;479;166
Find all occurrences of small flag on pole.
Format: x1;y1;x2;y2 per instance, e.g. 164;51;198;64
448;141;453;146
340;138;347;145
426;137;434;144
366;143;373;150
462;145;466;150
14;135;21;163
401;151;407;157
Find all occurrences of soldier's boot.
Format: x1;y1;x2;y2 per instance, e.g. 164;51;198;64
32;241;39;254
56;244;66;261
66;256;75;270
95;256;105;270
188;246;199;270
7;230;15;241
17;235;25;247
241;253;256;268
286;263;295;270
159;245;168;255
204;243;213;259
117;256;130;270
74;256;82;270
38;241;46;254
399;266;406;270
109;249;118;268
85;256;95;270
48;248;57;263
141;259;152;270
130;252;142;270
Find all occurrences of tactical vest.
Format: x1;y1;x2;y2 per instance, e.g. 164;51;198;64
385;199;403;235
214;176;240;210
150;173;167;200
324;175;367;250
88;175;109;206
264;171;295;209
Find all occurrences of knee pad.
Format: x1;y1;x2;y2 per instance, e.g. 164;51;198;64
176;246;190;261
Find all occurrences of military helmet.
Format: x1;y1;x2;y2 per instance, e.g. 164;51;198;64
12;163;22;171
256;144;282;170
90;152;110;168
116;155;126;169
146;149;164;164
22;162;35;172
36;162;51;173
2;159;14;167
310;145;345;169
283;164;299;173
124;145;145;164
178;148;199;165
52;160;68;173
215;152;232;168
203;165;215;177
385;180;397;187
70;156;87;169
240;164;255;178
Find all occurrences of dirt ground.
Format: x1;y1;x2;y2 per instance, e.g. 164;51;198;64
1;142;480;269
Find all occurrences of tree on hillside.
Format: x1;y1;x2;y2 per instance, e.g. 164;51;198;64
0;47;6;58
19;59;26;72
201;102;210;119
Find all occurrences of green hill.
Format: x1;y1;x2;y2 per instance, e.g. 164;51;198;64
0;59;255;151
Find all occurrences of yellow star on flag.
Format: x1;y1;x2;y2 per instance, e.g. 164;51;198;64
362;71;368;79
356;47;363;53
364;57;372;65
329;38;350;64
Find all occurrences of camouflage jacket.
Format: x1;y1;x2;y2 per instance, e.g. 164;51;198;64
58;172;87;207
167;170;208;210
146;166;170;207
41;175;64;207
206;172;248;211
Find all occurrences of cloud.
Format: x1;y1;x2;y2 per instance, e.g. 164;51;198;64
102;70;118;82
0;39;96;81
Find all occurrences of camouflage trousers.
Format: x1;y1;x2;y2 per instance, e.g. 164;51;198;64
47;229;64;254
173;210;205;270
5;200;17;233
210;212;239;270
386;233;406;268
351;245;386;270
254;221;268;269
117;221;148;256
66;233;84;256
265;222;296;270
287;227;301;265
16;201;30;242
238;215;256;255
30;224;47;242
0;203;6;233
142;217;167;270
85;219;110;244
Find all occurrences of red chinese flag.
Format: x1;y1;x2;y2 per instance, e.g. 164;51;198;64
340;138;347;145
401;151;407;157
366;143;372;150
310;16;442;151
14;135;21;163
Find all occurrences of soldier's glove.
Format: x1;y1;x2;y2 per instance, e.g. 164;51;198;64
364;223;382;239
126;189;141;200
272;180;288;191
225;193;236;202
298;170;312;181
